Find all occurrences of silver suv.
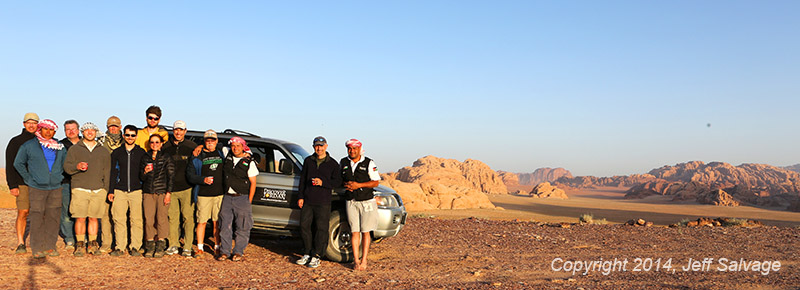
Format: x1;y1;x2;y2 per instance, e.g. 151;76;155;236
182;129;407;262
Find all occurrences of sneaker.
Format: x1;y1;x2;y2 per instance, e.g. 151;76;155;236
194;249;205;258
65;242;75;251
231;254;243;262
45;249;59;257
98;247;111;255
88;241;100;255
296;255;311;265
308;257;321;268
73;242;86;257
129;248;143;257
216;254;228;261
181;249;193;257
165;246;179;255
14;244;26;254
32;251;47;259
109;249;124;257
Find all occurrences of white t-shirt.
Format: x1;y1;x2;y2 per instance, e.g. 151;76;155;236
348;156;380;181
227;156;258;194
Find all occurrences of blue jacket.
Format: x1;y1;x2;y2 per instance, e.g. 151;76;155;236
14;139;66;190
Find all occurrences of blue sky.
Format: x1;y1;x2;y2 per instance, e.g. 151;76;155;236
2;1;798;177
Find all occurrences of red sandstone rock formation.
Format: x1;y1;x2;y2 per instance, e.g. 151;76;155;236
529;182;568;199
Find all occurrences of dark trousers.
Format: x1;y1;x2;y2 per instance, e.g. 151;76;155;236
219;195;253;256
300;203;330;258
29;187;62;253
59;183;75;244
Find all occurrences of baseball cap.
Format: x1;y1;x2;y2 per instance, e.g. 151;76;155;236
173;120;187;130
107;116;121;127
203;130;217;139
313;136;327;146
23;112;39;122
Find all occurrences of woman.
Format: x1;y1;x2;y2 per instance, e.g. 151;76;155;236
140;134;174;258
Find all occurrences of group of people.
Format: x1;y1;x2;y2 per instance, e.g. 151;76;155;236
6;105;383;270
6;106;258;261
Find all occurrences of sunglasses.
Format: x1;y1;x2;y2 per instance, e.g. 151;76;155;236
150;141;162;144
124;134;137;137
148;116;160;121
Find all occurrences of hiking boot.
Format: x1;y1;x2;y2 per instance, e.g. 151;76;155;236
165;246;179;255
308;257;321;268
45;249;59;257
181;249;193;257
216;254;228;261
14;244;26;254
65;242;75;251
109;249;124;257
144;241;156;258
153;240;167;258
32;251;47;259
296;255;311;265
98;247;111;255
130;248;143;257
73;242;86;257
231;254;243;262
194;249;205;258
88;241;100;255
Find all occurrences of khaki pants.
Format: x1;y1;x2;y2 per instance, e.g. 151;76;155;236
100;201;113;251
168;188;194;250
111;190;143;251
143;193;169;240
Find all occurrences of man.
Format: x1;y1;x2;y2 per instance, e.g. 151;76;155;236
187;130;225;258
134;105;169;150
14;119;67;258
340;139;380;271
64;122;111;256
108;125;147;257
296;136;341;268
5;112;39;254
217;137;256;261
96;116;123;254
163;120;197;257
59;120;80;250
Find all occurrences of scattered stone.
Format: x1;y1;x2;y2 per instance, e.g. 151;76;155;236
314;278;326;283
529;182;569;199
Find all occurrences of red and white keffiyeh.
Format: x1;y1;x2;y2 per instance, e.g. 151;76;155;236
228;136;251;153
36;119;63;150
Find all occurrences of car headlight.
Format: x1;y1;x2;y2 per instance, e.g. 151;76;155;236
374;193;399;208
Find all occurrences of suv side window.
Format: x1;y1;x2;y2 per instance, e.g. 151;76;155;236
248;143;293;175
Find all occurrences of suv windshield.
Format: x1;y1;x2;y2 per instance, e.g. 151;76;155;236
284;143;310;167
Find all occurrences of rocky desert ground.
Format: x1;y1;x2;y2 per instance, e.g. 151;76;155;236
1;207;799;289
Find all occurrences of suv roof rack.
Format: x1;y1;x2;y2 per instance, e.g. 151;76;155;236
221;129;260;138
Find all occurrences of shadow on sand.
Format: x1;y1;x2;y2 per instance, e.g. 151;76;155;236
25;256;63;290
493;201;800;227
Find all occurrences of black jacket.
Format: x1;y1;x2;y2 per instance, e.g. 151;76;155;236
110;145;147;192
5;129;35;190
140;150;174;194
298;153;341;205
162;138;197;191
59;137;79;184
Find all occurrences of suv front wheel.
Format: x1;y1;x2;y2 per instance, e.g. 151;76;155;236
325;211;354;262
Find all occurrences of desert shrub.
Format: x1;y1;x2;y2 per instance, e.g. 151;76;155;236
579;213;607;225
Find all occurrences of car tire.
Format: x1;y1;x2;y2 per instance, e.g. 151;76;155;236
325;211;354;262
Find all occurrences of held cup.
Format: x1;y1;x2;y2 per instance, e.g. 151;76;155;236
146;163;153;172
209;176;214;183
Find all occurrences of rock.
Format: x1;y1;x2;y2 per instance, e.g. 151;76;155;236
636;219;646;226
497;171;520;186
644;221;654;227
697;189;740;207
396;156;507;194
381;175;496;210
529;182;568;199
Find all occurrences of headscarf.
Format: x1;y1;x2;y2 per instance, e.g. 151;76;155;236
345;138;364;154
35;119;64;150
80;122;100;133
228;137;252;153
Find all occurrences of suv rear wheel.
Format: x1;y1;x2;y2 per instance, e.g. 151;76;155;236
325;211;353;262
